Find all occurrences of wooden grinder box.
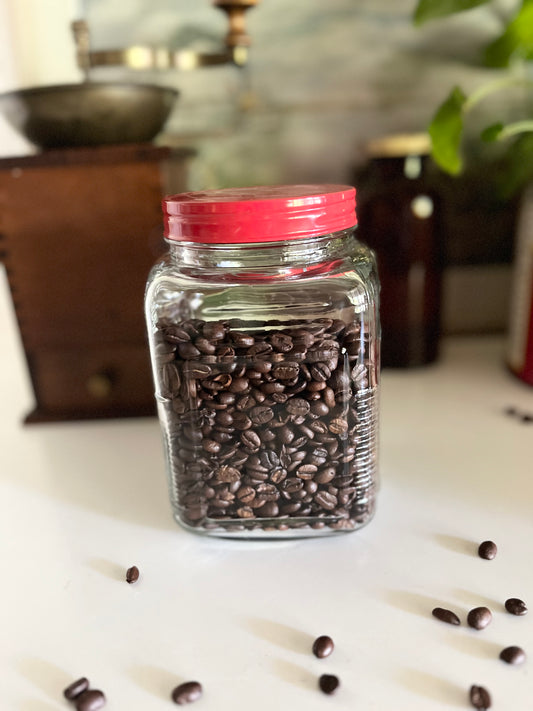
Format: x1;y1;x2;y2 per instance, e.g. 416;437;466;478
0;143;191;422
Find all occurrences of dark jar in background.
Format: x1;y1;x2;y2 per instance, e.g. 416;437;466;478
355;134;444;368
144;185;380;538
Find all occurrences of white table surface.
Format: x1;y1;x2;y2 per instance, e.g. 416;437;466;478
1;269;532;711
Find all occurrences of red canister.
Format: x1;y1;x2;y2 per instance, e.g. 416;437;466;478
507;187;533;386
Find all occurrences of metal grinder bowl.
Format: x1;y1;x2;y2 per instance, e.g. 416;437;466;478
0;82;178;149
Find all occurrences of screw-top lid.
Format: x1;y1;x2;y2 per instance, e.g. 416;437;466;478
163;184;356;244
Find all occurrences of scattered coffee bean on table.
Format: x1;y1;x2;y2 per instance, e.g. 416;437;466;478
126;566;140;584
467;607;492;630
470;684;491;710
312;635;335;659
499;645;526;665
478;541;497;560
74;689;106;711
432;607;460;625
505;598;528;615
63;677;89;701
319;674;340;695
171;681;203;705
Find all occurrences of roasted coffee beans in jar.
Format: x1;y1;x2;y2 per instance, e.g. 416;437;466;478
145;185;380;538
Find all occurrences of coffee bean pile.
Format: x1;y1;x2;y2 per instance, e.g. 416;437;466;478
152;315;378;533
63;678;106;711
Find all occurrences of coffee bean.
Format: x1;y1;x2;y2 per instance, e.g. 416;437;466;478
229;377;249;393
314;490;338;510
432;607;460;626
291;328;315;348
318;674;340;695
215;410;234;427
469;684;491;710
63;678;89;701
232;412;252;430
310;400;329;417
499;645;526;665
310;363;331;381
75;689;106;711
231;332;255;348
218;392;236;406
194;337;216;355
505;598;527;615
178;342;201;359
236;395;256;411
323;386;336;409
256;501;279;517
163;326;191;343
329;417;348;434
202;322;226;341
236;485;256;503
241;430;261;451
286;398;310;416
202;439;221;454
203;373;232;391
216;465;241;483
467;607;492;630
312;635;334;659
314;466;336;484
296;463;318;480
270;467;287;484
236;506;255;518
271;333;293;352
478;541;497;560
272;363;300;380
171;681;203;705
282;477;304;494
250;406;274;425
256;483;279;501
126;566;139;584
247;342;273;358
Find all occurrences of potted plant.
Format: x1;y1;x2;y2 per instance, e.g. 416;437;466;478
414;0;533;386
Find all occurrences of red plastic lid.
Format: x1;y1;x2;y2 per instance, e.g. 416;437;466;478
163;184;356;244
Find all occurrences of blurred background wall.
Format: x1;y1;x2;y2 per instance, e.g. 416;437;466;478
0;0;522;333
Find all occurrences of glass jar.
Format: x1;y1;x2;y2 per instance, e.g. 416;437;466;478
355;134;444;368
144;185;380;538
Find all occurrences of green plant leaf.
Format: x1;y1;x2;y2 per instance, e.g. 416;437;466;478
413;0;491;25
481;122;504;142
484;1;533;67
428;86;467;174
499;133;533;196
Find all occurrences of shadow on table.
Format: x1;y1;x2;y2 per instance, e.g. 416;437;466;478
19;701;59;711
127;664;181;701
16;657;69;703
444;631;502;660
382;589;465;620
432;533;477;557
395;667;466;707
4;419;176;532
243;617;314;654
87;557;128;581
270;657;316;690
